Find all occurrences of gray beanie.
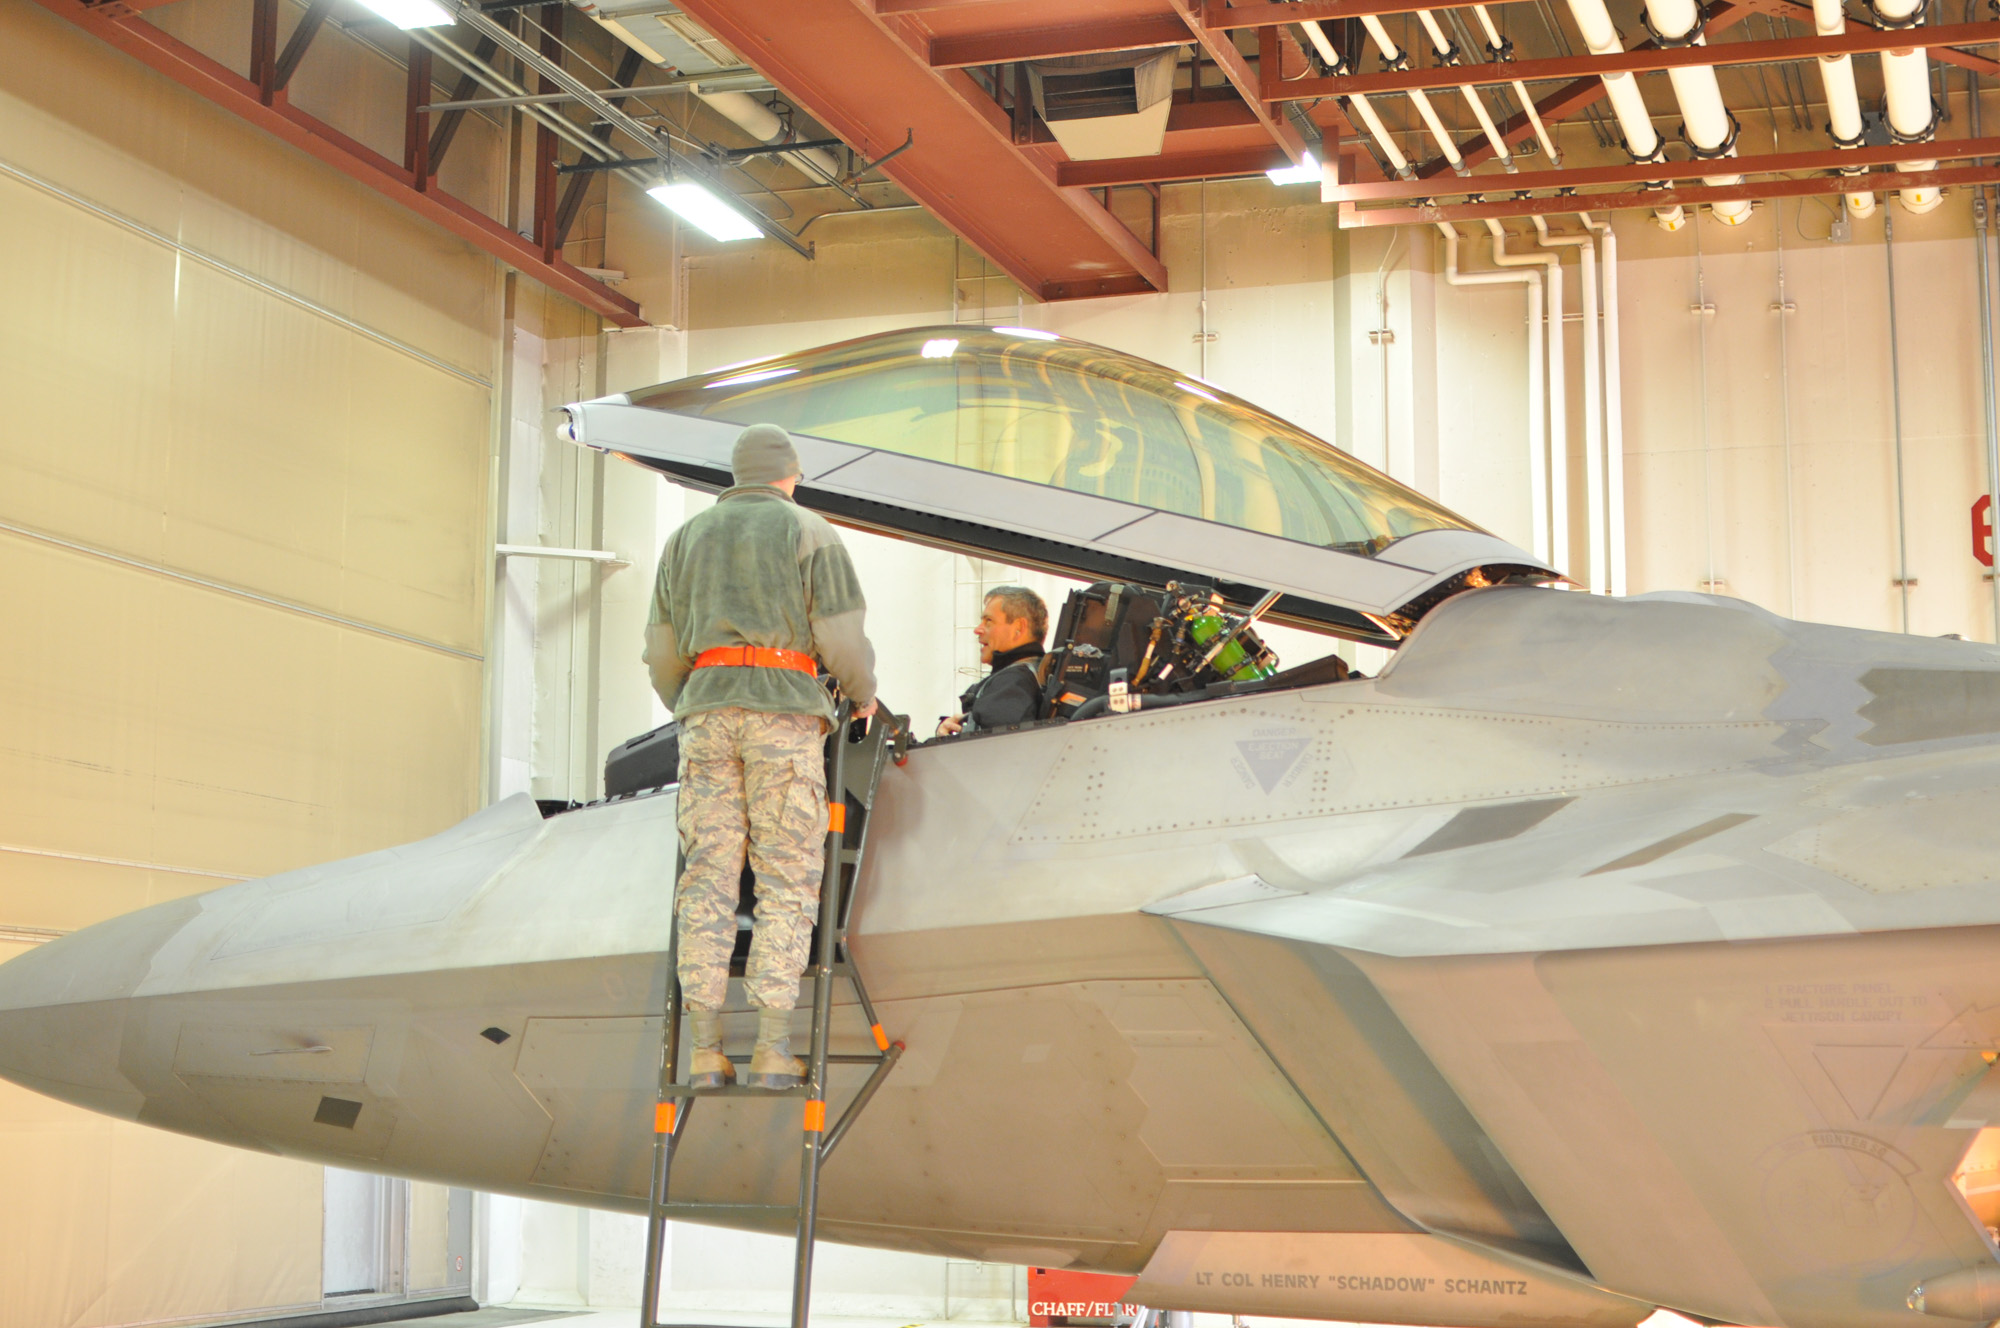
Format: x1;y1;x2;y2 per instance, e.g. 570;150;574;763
732;423;801;486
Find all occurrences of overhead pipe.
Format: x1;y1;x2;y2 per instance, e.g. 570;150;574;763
1414;9;1517;169
1580;212;1626;594
1560;0;1686;229
691;86;848;191
1439;223;1550;559
1535;217;1604;590
1871;0;1944;213
1359;15;1472;173
1809;0;1881;217
1489;218;1567;573
1638;0;1754;225
1470;3;1561;164
1297;21;1415;177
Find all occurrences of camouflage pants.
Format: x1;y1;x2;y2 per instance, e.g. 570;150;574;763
675;706;827;1012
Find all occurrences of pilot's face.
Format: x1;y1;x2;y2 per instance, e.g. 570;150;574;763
975;599;1035;665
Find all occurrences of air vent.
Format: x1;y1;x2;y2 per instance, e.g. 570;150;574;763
1026;47;1179;161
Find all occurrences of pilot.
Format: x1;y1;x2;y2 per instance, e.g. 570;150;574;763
644;423;878;1092
936;586;1048;737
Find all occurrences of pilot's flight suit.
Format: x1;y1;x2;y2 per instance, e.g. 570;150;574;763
645;472;876;1025
956;641;1047;731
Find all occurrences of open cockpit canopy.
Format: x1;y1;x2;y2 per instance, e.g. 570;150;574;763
562;327;1556;643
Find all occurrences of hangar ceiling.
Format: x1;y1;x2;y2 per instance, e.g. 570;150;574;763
32;0;2000;316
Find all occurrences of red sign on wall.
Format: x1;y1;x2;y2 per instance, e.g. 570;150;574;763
1978;494;1996;568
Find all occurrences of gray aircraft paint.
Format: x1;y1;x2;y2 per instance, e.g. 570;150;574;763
7;581;2000;1325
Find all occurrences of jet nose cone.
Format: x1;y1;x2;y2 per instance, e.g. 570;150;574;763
0;895;203;1119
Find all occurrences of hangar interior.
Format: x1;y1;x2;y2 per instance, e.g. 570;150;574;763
5;0;2000;1320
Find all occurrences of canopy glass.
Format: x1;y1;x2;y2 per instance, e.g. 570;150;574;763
630;327;1474;557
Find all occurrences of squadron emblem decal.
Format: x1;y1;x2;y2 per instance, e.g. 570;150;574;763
1233;730;1310;794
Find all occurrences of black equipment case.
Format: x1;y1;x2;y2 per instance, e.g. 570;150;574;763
603;721;681;797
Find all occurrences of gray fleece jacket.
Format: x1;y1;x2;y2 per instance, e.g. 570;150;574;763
643;484;877;723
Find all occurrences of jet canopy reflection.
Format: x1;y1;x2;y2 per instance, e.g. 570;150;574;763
565;327;1558;642
635;327;1468;558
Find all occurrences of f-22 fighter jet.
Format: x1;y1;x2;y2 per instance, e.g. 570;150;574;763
5;327;2000;1328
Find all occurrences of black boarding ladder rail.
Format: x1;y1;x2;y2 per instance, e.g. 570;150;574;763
638;699;912;1328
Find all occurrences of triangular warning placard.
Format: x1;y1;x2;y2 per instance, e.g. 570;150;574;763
1235;737;1308;794
1813;1045;1908;1120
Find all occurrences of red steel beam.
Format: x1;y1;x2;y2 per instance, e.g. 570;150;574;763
677;0;1167;299
1339;162;2000;224
929;14;1193;67
1164;0;1309;159
1059;143;1291;185
874;0;1009;11
270;0;332;93
1267;19;2000;99
77;0;183;13
1209;0;1501;27
1412;0;1758;178
1936;45;2000;75
1329;133;2000;200
38;0;643;325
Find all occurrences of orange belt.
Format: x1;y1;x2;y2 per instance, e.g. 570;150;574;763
693;645;817;675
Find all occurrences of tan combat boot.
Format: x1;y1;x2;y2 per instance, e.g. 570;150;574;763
745;1007;805;1090
686;1008;735;1089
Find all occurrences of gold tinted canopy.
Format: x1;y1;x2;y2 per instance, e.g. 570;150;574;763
631;327;1475;557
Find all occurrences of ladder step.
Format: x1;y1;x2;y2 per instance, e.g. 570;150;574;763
712;1052;886;1066
660;1084;810;1099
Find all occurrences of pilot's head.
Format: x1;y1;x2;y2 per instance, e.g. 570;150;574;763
975;586;1047;666
732;423;802;495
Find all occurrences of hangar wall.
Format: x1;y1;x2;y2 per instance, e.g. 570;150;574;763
0;4;501;1322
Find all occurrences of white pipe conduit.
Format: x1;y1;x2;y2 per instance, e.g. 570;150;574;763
1299;22;1414;177
1360;16;1470;173
1873;0;1943;213
1471;4;1561;163
1561;0;1685;229
1809;0;1880;216
1488;219;1567;573
1580;213;1627;595
1535;217;1605;590
1640;0;1754;225
691;87;847;189
1438;224;1550;561
1415;9;1515;169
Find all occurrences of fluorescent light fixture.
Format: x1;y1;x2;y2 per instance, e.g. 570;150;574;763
647;181;762;242
992;326;1060;341
707;367;798;389
354;0;452;28
921;338;960;359
1174;380;1220;403
1266;152;1321;186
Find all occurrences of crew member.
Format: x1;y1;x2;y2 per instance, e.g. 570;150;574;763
936;586;1047;737
644;423;877;1091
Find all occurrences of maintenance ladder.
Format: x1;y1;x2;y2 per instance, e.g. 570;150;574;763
639;701;910;1328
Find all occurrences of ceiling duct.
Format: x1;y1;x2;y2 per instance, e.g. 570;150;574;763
569;0;761;85
1026;46;1179;161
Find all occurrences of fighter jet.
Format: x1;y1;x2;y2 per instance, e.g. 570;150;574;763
7;326;2000;1328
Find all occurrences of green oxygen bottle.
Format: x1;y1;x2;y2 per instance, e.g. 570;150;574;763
1188;612;1279;683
